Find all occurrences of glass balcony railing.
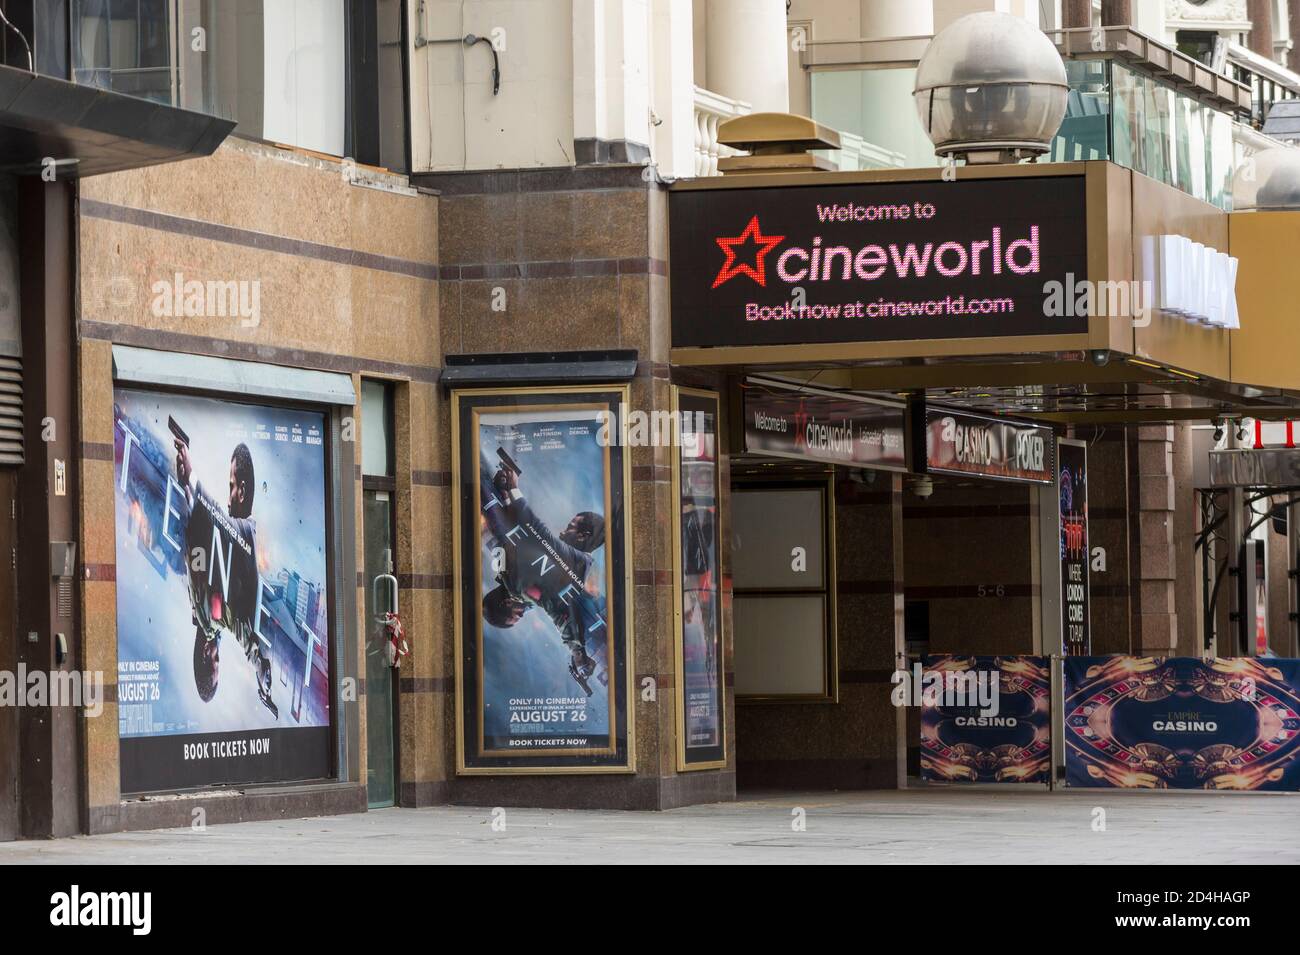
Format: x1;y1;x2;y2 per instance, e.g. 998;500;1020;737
805;29;1244;210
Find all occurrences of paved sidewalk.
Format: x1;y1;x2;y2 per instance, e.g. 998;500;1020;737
0;788;1295;864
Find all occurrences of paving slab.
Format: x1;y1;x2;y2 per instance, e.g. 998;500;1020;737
0;788;1295;864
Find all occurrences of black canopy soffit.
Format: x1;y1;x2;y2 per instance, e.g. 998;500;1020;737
0;64;234;178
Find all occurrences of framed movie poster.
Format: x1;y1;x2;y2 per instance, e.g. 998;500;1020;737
113;388;334;793
452;386;633;774
672;387;726;771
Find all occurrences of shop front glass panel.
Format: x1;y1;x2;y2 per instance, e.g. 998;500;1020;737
362;489;396;807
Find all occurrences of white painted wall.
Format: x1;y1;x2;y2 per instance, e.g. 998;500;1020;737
410;0;575;171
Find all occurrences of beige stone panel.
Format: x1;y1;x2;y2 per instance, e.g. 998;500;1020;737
617;274;652;355
79;339;116;444
85;700;120;808
407;381;441;474
457;277;622;353
80;460;116;567
347;178;438;267
518;191;579;262
633;583;662;675
346;267;440;367
399;679;444;782
439;193;521;265
647;187;669;262
572;190;649;259
408;484;445;578
79;218;438;368
404;587;451;682
438;281;463;355
82;579;118;681
82;139;438;266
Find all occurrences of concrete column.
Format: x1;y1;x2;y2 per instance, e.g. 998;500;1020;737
650;0;696;179
706;0;789;114
1291;0;1300;72
1248;0;1275;59
860;0;933;37
1132;424;1179;655
573;0;654;163
1101;0;1130;27
1063;0;1092;29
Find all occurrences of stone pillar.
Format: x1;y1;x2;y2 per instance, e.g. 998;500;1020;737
706;0;789;114
572;0;654;164
1063;0;1092;29
1248;0;1275;59
1132;424;1179;655
1101;0;1131;27
1291;0;1300;72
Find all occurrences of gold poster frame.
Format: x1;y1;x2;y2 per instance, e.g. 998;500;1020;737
450;385;635;776
670;386;728;772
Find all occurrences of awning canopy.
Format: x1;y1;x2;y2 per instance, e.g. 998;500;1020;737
0;65;234;178
112;346;357;407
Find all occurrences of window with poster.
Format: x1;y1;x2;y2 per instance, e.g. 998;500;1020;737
112;380;342;794
730;473;838;703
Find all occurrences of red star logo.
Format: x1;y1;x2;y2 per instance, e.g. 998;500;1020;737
712;215;785;289
793;400;809;449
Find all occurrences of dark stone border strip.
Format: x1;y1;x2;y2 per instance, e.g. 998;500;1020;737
81;441;114;461
398;676;454;694
81;198;440;281
413;163;655;196
441;256;666;280
412;469;450;486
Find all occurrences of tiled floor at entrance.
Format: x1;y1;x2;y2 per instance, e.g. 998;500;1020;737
1;788;1296;864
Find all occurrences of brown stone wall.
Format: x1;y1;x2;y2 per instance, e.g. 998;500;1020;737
430;166;734;809
75;138;438;830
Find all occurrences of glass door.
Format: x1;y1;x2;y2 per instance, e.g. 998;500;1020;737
361;380;398;808
363;488;397;807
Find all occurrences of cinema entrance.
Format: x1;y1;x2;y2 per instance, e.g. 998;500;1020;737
720;377;1070;790
666;133;1300;795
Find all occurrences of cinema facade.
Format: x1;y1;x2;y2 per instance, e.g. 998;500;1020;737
11;42;1300;842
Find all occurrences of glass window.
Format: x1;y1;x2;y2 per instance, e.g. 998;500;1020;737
361;379;394;478
73;0;175;104
732;481;836;701
811;67;940;169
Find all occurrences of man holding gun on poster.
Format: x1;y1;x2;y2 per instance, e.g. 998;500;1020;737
480;447;606;695
172;418;278;718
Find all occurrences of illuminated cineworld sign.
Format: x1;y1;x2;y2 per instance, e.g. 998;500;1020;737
669;175;1088;348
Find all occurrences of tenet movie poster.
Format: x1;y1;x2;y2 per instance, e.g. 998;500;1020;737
455;389;630;772
1064;656;1300;790
675;389;725;768
113;388;333;793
